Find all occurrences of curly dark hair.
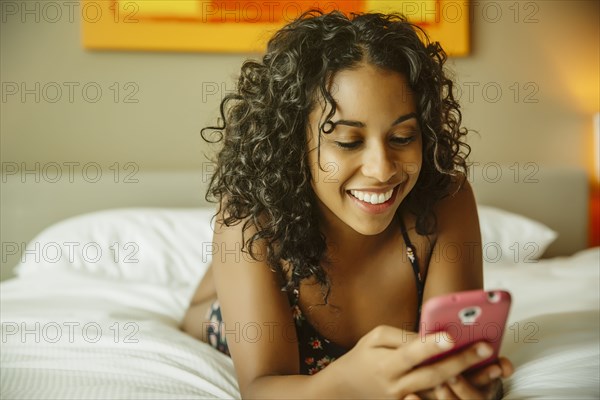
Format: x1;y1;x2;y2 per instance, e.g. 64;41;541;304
201;9;470;303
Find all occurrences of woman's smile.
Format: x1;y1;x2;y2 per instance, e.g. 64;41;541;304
349;186;399;214
346;183;401;214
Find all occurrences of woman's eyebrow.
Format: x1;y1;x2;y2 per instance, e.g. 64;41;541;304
391;112;417;126
331;112;417;129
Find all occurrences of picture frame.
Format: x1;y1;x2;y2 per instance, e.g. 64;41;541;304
81;0;469;55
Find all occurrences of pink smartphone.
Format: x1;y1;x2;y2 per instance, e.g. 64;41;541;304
419;289;512;371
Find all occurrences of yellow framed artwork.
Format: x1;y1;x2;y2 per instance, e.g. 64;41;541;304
81;0;470;56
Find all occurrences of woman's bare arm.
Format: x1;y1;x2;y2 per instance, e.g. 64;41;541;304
417;178;513;399
210;211;308;397
181;265;217;340
423;178;483;302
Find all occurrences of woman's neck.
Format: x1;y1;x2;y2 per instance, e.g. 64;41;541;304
319;211;402;271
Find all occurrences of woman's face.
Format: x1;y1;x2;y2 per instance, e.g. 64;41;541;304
306;63;422;236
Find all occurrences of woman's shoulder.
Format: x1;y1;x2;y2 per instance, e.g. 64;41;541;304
403;174;474;246
420;174;483;300
429;174;480;254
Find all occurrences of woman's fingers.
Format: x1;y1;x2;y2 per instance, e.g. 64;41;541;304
467;356;514;387
392;333;455;372
392;342;494;394
434;383;459;400
361;326;514;399
445;374;485;399
467;364;503;387
498;356;514;378
364;325;420;349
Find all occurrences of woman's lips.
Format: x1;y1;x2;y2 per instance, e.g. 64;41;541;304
346;183;401;214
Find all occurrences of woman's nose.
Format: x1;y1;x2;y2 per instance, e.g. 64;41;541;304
360;144;398;183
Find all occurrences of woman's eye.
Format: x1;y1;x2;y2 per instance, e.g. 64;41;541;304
334;141;361;149
334;136;416;150
391;136;416;145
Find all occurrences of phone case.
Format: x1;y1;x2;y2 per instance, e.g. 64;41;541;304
419;289;512;371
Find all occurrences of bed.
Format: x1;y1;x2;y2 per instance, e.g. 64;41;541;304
1;168;598;399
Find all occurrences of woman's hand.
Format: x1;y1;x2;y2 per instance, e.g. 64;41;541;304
411;357;514;400
316;325;498;399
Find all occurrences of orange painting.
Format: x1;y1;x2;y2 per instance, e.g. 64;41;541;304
81;0;469;55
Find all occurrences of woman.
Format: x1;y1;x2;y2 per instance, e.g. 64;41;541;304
182;10;513;399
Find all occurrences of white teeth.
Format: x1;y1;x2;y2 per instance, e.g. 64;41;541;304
349;188;394;205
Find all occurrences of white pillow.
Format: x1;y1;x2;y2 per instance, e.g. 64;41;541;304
477;205;558;263
14;205;556;286
15;207;217;288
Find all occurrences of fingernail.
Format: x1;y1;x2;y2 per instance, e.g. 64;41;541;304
436;335;454;350
489;367;502;379
477;343;493;358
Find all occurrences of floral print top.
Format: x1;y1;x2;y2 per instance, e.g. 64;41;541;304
288;285;349;375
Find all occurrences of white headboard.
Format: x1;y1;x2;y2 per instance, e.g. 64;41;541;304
1;166;589;280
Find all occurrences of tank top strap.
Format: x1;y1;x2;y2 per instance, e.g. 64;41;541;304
289;279;305;326
398;216;425;325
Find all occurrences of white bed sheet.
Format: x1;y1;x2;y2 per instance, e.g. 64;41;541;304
1;208;599;399
484;248;600;399
1;270;239;399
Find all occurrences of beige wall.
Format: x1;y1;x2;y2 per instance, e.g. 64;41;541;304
1;0;599;280
451;0;598;172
